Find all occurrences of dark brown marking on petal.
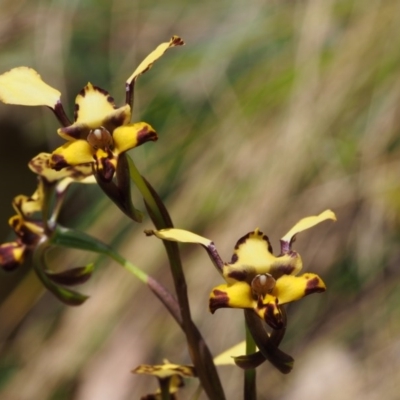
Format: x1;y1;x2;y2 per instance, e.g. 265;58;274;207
263;302;283;330
108;115;127;130
233;230;273;254
171;36;185;46
96;157;115;182
263;233;273;253
234;232;251;250
271;264;296;280
230;253;238;263
107;95;114;104
51;154;69;171
305;276;325;295
137;125;158;145
74;104;80;121
93;85;109;97
209;289;230;313
227;269;248;281
78;87;86;97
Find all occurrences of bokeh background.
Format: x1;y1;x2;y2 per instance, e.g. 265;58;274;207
0;0;400;399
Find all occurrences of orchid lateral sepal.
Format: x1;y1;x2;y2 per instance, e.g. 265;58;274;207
32;238;90;306
244;309;293;374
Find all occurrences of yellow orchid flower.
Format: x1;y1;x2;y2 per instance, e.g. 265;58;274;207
0;207;45;272
1;152;95;273
0;36;184;182
146;210;336;329
132;359;196;400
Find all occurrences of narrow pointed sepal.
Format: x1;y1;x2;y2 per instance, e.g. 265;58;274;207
126;36;185;86
281;210;336;252
244;310;294;374
45;264;94;286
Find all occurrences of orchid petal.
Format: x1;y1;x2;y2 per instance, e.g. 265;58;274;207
146;228;212;247
126;36;184;85
29;153;93;183
281;210;336;248
0;67;61;108
113;122;157;154
50;140;94;169
272;273;326;305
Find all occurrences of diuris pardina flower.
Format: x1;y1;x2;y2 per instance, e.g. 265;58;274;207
0;153;96;305
0;36;183;184
146;210;336;372
132;359;196;400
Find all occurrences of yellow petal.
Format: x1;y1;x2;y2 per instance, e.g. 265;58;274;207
13;190;42;217
132;361;196;379
29;153;93;183
230;228;275;269
58;85;131;140
209;282;254;313
126;36;184;85
272;273;326;305
9;215;44;237
113;122;157;154
281;210;337;244
0;67;61;108
146;228;212;247
223;228;276;283
50;140;94;169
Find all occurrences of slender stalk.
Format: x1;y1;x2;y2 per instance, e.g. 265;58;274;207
159;378;171;400
127;156;226;400
244;320;257;400
51;226;182;326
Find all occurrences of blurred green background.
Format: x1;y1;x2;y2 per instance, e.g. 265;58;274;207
1;0;400;399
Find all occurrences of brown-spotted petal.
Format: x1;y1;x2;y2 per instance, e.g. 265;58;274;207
132;361;196;379
0;67;61;108
272;273;326;305
29;153;93;183
58;83;131;140
223;228;276;284
209;282;255;313
13;187;44;217
50;140;94;170
113;122;157;154
9;215;44;241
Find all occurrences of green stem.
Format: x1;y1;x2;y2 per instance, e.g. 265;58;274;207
127;156;226;400
51;226;182;326
244;320;257;400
